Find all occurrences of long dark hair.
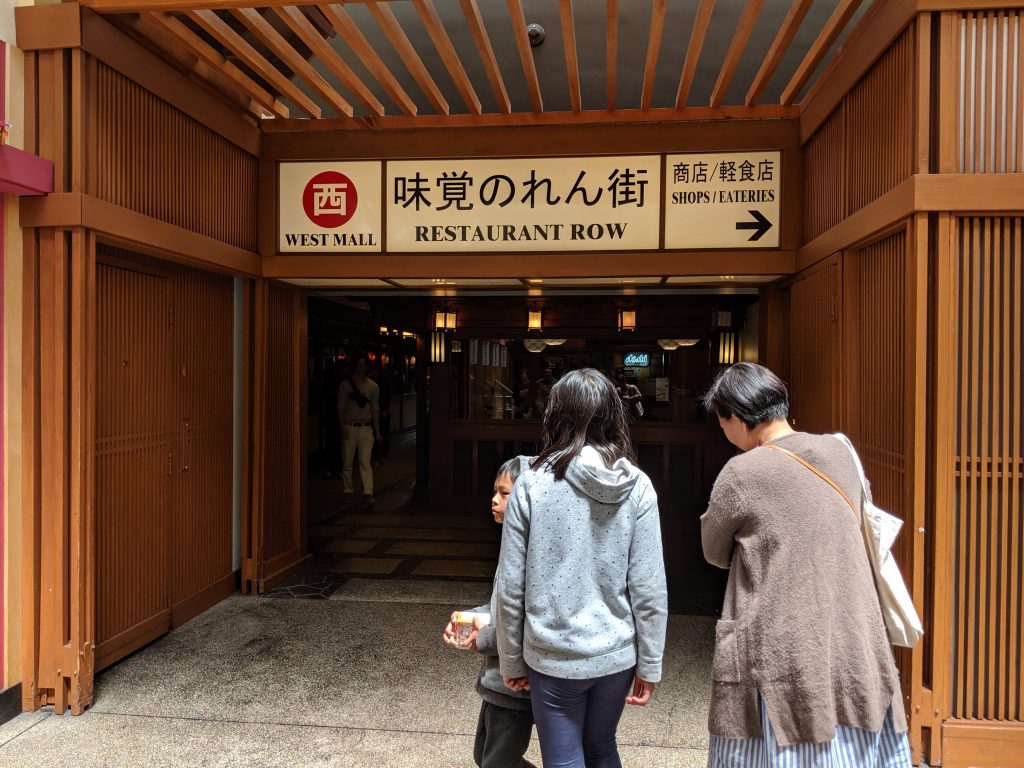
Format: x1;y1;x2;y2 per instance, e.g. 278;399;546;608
531;368;636;479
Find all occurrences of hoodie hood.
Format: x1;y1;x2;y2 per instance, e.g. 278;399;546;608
564;445;640;505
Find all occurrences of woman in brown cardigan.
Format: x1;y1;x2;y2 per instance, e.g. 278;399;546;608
700;363;911;767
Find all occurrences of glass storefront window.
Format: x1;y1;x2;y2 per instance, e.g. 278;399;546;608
448;337;717;423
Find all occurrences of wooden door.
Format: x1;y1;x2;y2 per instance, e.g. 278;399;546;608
242;280;308;593
170;270;235;625
788;256;842;433
95;260;174;670
95;250;235;670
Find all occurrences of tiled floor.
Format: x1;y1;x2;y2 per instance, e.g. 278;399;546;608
264;432;502;600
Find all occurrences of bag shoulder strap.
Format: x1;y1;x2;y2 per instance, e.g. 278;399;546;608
831;433;873;504
763;444;859;522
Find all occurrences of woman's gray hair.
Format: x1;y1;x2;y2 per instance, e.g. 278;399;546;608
702;362;790;428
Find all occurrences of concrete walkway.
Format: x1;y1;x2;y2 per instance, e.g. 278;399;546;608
0;580;714;767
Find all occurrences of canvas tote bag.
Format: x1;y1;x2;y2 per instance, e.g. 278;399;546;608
764;436;924;648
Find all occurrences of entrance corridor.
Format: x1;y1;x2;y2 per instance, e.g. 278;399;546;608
0;583;715;767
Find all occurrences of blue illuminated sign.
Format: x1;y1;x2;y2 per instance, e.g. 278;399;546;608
623;353;650;367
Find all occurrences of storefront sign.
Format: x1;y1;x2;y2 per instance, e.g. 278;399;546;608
623;352;650;367
279;162;382;252
386;156;662;252
663;151;780;249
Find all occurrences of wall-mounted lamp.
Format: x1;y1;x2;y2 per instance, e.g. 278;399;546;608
717;331;738;366
431;332;447;363
528;309;543;331
434;310;457;331
618;308;637;332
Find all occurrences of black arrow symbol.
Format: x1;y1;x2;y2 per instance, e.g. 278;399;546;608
735;209;772;242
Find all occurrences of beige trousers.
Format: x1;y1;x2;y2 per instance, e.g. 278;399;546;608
341;424;374;494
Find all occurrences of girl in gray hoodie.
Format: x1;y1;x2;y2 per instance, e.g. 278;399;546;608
494;368;668;768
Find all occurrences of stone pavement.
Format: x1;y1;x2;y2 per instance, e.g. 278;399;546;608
0;580;714;767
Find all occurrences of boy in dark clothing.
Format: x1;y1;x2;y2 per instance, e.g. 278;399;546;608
443;457;535;768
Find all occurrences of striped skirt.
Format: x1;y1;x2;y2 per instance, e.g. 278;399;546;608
707;700;912;768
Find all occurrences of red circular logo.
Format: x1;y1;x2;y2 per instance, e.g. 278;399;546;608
302;171;358;228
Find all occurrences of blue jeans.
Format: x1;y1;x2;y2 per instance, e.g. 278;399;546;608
527;666;635;768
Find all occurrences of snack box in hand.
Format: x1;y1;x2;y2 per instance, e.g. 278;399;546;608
453;611;491;648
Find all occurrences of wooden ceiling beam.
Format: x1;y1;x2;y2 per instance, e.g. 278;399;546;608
275;5;396;119
709;0;763;108
559;0;581;112
187;9;321;117
142;11;288;118
318;4;418;116
780;0;865;105
507;0;543;113
606;0;617;110
745;0;814;106
411;0;482;114
640;0;667;110
676;0;716;109
365;2;449;115
230;7;356;117
459;0;511;114
83;0;397;10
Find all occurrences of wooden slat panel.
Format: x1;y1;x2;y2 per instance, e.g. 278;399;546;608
951;217;1024;722
94;260;173;665
802;104;845;243
171;268;234;610
94;62;258;251
262;283;300;562
954;10;1024;172
846;27;914;213
788;259;840;434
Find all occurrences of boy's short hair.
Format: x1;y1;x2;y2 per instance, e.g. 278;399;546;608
496;457;523;484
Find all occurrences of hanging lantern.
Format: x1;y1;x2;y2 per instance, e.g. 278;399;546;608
618;308;636;332
528;309;543;331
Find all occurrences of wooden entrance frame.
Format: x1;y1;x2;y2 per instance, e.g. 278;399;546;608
13;2;1024;765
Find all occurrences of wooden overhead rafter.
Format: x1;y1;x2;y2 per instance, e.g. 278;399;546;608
710;0;763;108
640;0;667;111
273;5;391;118
676;0;716;109
781;0;865;105
459;0;511;114
318;4;417;116
559;0;581;112
745;0;814;106
507;0;543;113
606;0;617;110
412;0;482;114
186;8;321;117
139;12;290;118
365;1;449;115
82;0;389;9
229;7;356;116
